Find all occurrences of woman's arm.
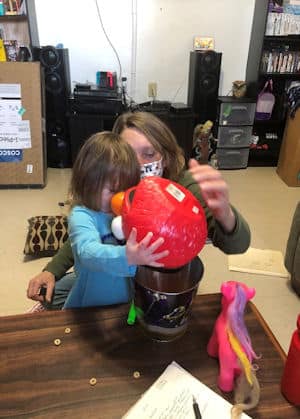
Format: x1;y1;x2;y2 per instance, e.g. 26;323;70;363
44;239;74;279
27;239;74;303
180;164;251;254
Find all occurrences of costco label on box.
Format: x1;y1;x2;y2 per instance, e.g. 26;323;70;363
0;149;23;162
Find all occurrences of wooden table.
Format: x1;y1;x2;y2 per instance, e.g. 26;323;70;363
1;294;299;418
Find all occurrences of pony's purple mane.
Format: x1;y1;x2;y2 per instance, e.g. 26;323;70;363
227;283;258;361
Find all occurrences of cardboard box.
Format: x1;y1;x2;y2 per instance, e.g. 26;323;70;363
277;111;300;187
0;62;46;188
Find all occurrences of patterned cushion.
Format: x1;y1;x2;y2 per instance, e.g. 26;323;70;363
24;215;69;257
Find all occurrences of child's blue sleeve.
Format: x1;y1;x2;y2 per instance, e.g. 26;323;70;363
69;207;136;276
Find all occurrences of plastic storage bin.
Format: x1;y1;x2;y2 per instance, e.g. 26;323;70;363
216;148;250;169
217;126;253;148
219;101;256;126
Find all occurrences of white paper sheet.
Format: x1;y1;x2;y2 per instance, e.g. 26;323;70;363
0;120;31;149
0;83;21;98
122;361;251;418
228;247;289;278
0;99;22;123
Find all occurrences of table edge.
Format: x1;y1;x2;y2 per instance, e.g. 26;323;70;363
249;300;287;362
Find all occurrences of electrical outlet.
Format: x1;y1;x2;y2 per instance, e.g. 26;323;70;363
148;82;157;98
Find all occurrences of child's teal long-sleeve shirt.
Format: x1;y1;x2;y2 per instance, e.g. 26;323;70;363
64;206;136;309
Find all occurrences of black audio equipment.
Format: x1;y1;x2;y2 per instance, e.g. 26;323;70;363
187;50;222;124
70;97;123;115
138;100;171;113
170;102;192;114
74;84;120;100
32;46;72;168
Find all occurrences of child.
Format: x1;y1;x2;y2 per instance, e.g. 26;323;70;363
63;131;169;309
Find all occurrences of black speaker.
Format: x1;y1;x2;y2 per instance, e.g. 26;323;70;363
187;51;222;124
33;46;72;168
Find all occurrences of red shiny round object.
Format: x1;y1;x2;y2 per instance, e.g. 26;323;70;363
281;315;300;406
122;176;207;268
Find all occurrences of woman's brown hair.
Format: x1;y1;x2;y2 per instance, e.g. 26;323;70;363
113;111;186;181
70;131;140;211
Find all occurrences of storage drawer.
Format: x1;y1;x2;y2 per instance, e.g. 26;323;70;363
219;102;256;126
217;126;253;148
216;148;249;169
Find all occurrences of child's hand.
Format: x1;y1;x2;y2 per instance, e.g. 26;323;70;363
126;228;169;267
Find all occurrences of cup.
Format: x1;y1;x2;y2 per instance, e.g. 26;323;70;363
134;257;204;342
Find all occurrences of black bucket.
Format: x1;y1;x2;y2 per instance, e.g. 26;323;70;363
134;257;204;342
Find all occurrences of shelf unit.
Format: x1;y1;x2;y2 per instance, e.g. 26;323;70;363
245;0;300;167
216;96;256;169
0;0;39;48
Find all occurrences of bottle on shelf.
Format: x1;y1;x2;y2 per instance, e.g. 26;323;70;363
281;314;300;406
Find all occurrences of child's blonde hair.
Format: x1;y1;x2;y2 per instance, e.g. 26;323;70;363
70;131;140;211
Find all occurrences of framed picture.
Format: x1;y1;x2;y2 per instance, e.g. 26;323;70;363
193;36;214;51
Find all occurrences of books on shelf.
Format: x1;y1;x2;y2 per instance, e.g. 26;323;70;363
2;0;26;15
0;38;6;61
265;12;300;36
3;39;18;61
3;0;20;15
261;48;300;73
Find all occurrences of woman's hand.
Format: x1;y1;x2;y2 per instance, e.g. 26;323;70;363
126;228;169;267
188;159;236;233
27;271;55;303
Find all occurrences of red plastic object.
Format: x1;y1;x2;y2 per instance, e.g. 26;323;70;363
121;176;207;268
281;314;300;406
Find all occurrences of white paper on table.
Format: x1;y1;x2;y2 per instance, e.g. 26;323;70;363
122;361;251;419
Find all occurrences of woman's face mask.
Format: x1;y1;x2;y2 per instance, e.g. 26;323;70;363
140;158;163;178
120;128;164;179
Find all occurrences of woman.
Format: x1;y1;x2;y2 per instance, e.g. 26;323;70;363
27;112;250;311
113;112;247;244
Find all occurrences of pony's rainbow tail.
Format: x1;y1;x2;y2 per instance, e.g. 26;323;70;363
227;328;253;385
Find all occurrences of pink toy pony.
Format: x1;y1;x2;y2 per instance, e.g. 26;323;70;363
207;281;260;418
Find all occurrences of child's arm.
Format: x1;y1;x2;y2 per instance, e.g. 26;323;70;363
69;207;168;275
